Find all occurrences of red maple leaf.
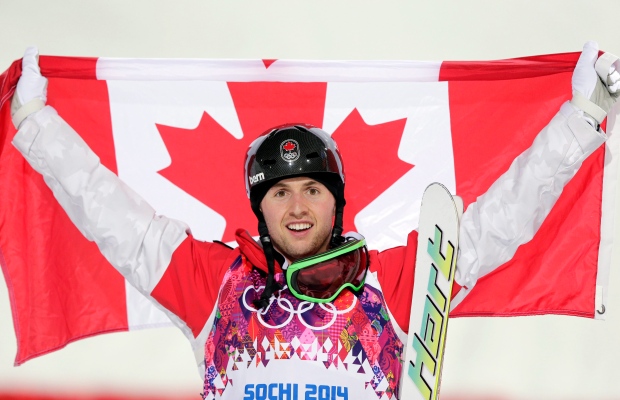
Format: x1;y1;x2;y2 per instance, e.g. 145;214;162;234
332;109;413;233
157;82;327;242
283;141;296;151
262;59;278;69
157;82;413;242
157;112;254;242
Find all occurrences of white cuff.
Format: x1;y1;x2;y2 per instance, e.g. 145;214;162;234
12;98;45;128
571;91;607;125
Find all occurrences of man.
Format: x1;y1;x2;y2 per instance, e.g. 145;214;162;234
8;43;618;399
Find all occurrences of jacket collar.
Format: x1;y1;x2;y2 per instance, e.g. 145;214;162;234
235;229;285;274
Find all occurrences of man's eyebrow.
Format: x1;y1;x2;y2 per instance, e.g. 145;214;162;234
270;179;320;189
270;181;288;189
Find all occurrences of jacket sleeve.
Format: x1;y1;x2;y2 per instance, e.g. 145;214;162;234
12;105;191;295
12;105;236;374
369;229;419;334
455;102;607;294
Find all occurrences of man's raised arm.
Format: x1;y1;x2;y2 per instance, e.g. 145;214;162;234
10;47;191;301
456;41;619;298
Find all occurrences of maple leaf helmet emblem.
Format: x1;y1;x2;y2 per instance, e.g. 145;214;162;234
244;123;347;309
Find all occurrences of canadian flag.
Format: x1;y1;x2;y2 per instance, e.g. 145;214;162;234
0;52;616;365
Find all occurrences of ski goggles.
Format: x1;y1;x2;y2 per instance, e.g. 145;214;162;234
285;237;369;303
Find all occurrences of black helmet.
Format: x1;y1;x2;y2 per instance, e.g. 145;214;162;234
245;124;345;215
243;123;347;308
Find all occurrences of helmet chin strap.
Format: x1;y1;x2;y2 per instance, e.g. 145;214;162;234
330;203;345;247
253;218;283;310
330;183;346;248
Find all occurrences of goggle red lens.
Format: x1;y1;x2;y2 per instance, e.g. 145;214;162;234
291;246;368;300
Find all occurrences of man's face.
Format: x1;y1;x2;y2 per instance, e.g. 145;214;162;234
260;176;336;262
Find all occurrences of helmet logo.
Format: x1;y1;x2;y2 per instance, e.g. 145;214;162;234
249;172;265;185
280;139;300;162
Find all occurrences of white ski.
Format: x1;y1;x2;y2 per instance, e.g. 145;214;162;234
400;183;462;400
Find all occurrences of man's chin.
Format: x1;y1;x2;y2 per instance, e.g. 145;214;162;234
273;233;331;262
279;243;323;262
284;249;314;262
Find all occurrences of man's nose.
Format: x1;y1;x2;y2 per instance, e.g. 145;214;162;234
288;192;309;217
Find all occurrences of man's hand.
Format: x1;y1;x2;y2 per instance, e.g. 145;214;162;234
11;46;48;129
571;41;619;128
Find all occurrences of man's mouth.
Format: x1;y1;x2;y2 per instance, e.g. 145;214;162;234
287;222;312;232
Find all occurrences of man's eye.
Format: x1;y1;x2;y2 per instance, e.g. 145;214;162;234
307;188;320;195
274;190;287;197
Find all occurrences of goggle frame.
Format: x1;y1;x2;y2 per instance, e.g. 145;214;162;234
285;238;369;303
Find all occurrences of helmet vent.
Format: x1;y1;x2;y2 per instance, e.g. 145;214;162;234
262;158;277;166
306;151;320;159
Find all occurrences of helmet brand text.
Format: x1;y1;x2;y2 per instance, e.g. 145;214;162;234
249;172;265;185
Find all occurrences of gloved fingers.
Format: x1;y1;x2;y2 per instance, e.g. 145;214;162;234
11;46;48;128
572;41;600;99
595;53;618;79
22;46;40;74
577;41;599;69
14;46;47;106
604;58;619;94
609;70;619;86
595;52;620;93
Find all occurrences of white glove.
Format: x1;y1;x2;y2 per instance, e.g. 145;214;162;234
11;46;48;129
570;41;619;128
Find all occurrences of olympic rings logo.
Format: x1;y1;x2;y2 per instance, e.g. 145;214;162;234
282;152;298;161
242;285;357;331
